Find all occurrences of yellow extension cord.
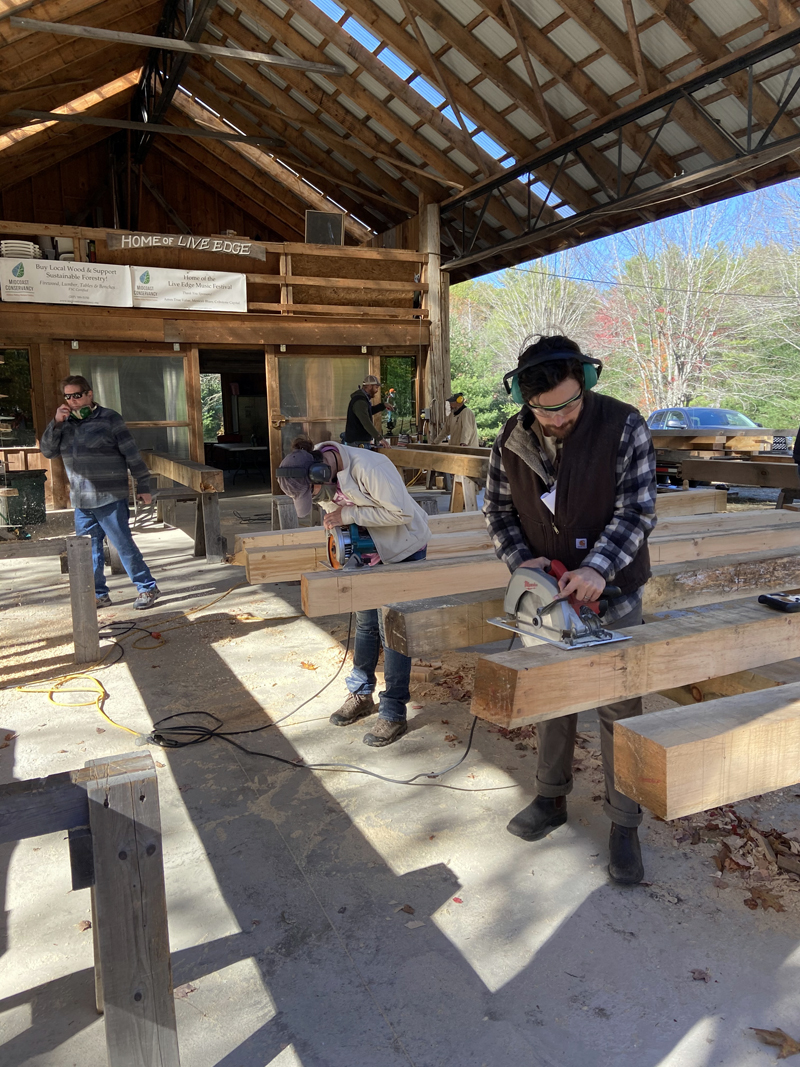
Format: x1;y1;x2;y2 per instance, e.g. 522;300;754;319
16;581;250;736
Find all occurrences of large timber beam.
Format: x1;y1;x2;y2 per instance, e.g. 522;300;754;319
679;459;800;490
614;681;800;819
470;597;800;729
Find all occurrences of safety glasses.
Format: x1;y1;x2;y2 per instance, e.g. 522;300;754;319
528;390;583;414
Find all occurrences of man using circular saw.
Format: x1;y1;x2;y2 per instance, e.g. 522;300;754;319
483;335;656;885
277;436;429;747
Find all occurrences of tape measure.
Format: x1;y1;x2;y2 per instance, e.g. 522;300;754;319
327;524;377;568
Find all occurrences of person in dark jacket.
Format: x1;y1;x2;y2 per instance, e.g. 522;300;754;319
40;374;159;610
483;335;657;885
344;374;392;445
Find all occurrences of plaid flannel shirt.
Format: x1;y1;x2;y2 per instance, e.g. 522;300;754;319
483;410;657;624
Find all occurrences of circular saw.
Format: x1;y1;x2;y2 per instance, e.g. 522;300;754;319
490;561;631;651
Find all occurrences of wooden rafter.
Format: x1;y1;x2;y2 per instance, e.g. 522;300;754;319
184;63;420;212
171;92;370;240
499;0;556;141
621;0;649;95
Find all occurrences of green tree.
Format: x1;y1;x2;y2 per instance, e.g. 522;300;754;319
200;373;223;440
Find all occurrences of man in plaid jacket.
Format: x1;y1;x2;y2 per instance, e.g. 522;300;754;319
484;334;656;885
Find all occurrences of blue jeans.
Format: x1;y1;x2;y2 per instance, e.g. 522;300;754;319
345;547;426;723
74;499;157;599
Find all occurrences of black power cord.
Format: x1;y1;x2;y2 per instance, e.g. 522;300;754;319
144;612;482;788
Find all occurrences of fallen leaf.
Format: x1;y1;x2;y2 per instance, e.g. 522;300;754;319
690;969;711;982
405;920;425;929
0;731;17;748
155;761;165;768
337;907;346;914
96;728;105;734
400;904;415;914
453;897;463;904
252;919;261;926
750;1027;800;1058
174;983;196;999
77;920;92;932
441;720;450;725
300;662;318;670
749;887;786;912
744;897;759;910
444;734;459;743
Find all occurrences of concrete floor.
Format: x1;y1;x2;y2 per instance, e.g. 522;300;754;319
3;506;800;1067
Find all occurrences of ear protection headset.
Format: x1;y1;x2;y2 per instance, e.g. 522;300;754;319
451;394;464;406
503;350;602;406
70;406;94;421
276;448;335;484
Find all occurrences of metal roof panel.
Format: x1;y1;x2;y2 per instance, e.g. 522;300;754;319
639;20;693;69
690;0;762;39
386;96;422;126
583;54;634;96
543;81;584;119
440;48;482;83
505;107;544;139
547;19;602;64
437;0;484;27
370;0;405;21
356;71;391;101
512;0;564;31
472;77;515;112
471;17;516;60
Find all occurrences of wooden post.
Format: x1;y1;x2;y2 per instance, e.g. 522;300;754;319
86;752;180;1067
106;540;125;575
201;492;226;563
271;496;299;530
66;535;99;664
418;198;449;442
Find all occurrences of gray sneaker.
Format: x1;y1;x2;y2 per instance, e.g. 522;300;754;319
133;586;160;611
96;594;112;608
363;718;408;747
329;692;376;726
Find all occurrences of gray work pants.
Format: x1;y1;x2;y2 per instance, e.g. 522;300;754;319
534;601;643;828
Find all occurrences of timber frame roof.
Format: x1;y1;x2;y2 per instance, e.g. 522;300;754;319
3;0;800;280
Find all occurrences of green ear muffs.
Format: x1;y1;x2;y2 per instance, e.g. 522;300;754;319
70;406;93;421
504;353;601;405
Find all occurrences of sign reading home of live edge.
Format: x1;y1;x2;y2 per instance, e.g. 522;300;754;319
131;266;247;313
0;259;132;306
107;231;266;260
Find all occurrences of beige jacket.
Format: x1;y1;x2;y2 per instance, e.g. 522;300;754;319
318;442;430;564
433;405;479;448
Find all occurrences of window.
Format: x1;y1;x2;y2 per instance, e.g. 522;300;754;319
0;349;36;446
70;354;190;457
665;410;689;429
648;410;666;429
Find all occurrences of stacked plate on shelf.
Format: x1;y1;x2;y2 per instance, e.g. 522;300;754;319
0;240;42;258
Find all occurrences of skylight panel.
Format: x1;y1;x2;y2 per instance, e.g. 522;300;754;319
473;130;508;159
306;0;345;21
342;16;381;52
442;106;477;131
409;76;446;108
378;47;414;81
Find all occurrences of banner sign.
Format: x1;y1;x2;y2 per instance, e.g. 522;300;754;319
107;231;266;260
0;259;132;306
130;266;247;313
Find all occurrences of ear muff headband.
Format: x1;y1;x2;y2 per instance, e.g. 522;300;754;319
276;461;333;484
504;352;602;405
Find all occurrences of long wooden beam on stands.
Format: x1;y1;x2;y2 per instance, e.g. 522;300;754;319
679;459;800;489
382;447;488;480
614;681;800;819
380;547;800;655
470;597;800;729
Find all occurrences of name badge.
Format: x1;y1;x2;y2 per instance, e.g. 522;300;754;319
540;483;557;515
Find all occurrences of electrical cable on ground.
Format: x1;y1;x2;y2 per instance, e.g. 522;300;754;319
15;588;499;791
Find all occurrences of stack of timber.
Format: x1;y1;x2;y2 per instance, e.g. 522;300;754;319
303;508;800;619
238;487;726;586
678;457;800;491
651;428;775;457
462;597;800;817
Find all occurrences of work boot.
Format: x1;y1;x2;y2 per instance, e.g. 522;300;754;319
506;795;567;841
608;824;644;885
330;692;376;726
362;718;408;747
96;594;112;608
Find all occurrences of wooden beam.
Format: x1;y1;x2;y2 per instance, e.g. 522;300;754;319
10;107;283;145
471;597;800;729
9;15;346;72
380;547;800;655
141;450;223;493
383;588;506;657
382;446;488;479
244;527;495;583
621;0;649;95
655;487;726;517
614;681;800;819
679;459;800;490
301;552;506;616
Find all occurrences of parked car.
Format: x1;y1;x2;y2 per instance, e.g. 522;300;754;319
647;406;760;431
